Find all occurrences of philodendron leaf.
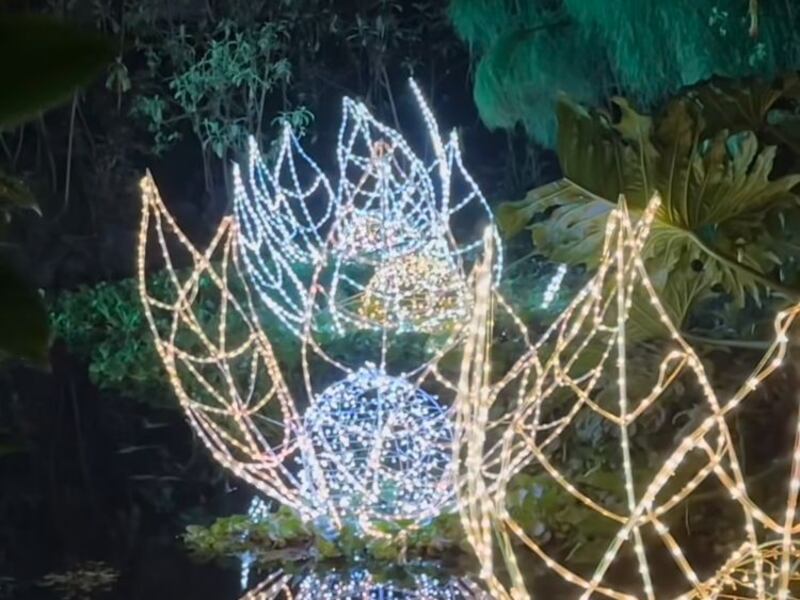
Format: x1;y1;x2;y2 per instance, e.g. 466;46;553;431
0;259;50;367
499;79;800;340
497;178;606;238
0;15;113;127
689;73;800;140
555;95;624;203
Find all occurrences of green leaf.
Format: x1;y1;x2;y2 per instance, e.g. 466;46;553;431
499;80;800;340
555;95;624;203
689;74;800;140
0;15;114;127
0;259;50;366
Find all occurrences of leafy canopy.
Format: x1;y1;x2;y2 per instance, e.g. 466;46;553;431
0;14;112;366
499;77;800;340
449;0;800;145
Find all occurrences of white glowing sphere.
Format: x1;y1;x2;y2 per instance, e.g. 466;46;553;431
302;366;454;526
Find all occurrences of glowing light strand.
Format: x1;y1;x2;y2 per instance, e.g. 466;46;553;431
233;79;501;337
240;568;492;600
455;195;800;599
138;172;457;537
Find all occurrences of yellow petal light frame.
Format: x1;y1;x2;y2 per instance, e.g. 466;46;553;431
455;195;800;599
137;172;459;535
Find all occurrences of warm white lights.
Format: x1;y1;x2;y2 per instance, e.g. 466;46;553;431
454;195;800;599
138;172;458;537
240;568;491;599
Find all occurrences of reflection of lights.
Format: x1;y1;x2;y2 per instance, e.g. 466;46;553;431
540;263;567;309
455;195;800;599
233;80;501;337
302;366;454;529
241;568;491;600
241;497;270;590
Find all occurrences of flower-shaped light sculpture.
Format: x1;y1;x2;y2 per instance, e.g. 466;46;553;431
139;173;457;537
455;195;800;599
232;127;336;337
233;80;501;337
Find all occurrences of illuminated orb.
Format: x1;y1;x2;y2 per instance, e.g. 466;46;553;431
358;248;470;333
301;366;454;528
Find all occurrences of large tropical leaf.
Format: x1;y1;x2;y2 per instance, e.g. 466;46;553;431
689;74;800;148
499;83;800;339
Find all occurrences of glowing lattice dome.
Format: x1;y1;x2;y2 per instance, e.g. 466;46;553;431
358;248;470;334
301;366;454;529
241;568;490;600
454;197;800;599
332;207;423;264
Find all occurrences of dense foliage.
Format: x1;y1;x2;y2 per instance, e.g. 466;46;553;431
183;506;468;563
449;0;800;145
0;14;112;365
499;76;800;343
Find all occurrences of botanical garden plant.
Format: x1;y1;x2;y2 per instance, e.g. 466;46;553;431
498;76;800;343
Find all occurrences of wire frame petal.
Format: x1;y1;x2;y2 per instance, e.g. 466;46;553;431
138;172;318;520
455;194;800;599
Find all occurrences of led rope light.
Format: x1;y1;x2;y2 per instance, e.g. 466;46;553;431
240;496;270;590
454;195;800;599
233;80;501;337
301;365;454;529
139;172;459;538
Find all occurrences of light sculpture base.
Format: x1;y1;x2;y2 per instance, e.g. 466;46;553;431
240;568;491;600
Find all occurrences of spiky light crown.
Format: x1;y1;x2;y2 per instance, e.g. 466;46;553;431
232;79;501;338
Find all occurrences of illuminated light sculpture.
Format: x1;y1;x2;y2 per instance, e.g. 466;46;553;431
241;496;271;590
241;568;491;600
232;129;336;338
301;365;453;527
139;172;456;538
357;243;470;334
233;79;501;337
540;263;567;309
454;195;800;599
